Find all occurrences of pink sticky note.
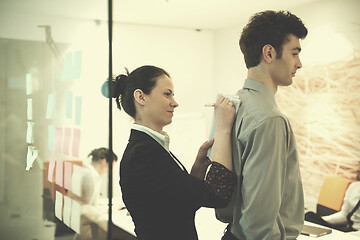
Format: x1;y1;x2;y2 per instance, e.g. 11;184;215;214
64;162;72;190
55;128;63;154
72;129;81;158
63;128;71;155
48;157;56;182
56;159;64;187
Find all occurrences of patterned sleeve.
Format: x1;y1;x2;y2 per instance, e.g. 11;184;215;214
204;162;236;201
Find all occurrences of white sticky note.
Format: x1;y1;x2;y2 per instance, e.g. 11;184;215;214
56;159;63;187
26;73;32;95
55;191;63;221
26;146;38;171
27;99;32;120
70;200;81;234
63;195;72;227
26;122;34;144
46;93;55;119
71;164;83;197
207;93;241;160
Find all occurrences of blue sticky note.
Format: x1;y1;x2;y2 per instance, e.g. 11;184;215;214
46;93;55;119
60;51;82;81
65;91;73;119
26;74;32;95
27;99;33;120
73;51;82;79
61;53;73;81
48;125;55;151
75;96;82;125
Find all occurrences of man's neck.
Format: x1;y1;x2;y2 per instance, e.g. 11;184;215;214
247;66;277;95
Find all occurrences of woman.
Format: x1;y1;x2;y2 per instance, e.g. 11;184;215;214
81;148;118;205
112;65;236;240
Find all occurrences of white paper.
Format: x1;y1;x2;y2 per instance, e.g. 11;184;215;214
27;99;32;120
26;146;38;171
70;200;81;234
71;164;83;197
63;195;72;226
26;122;34;143
207;93;241;160
55;191;63;220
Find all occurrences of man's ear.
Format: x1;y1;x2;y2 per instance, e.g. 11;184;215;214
134;89;146;106
262;44;276;63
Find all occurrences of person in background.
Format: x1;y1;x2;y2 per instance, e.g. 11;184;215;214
112;65;237;240
215;10;308;240
81;147;118;205
305;171;360;232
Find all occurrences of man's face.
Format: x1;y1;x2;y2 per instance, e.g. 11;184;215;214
271;34;303;87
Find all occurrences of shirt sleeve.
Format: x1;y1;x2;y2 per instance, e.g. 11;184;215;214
205;162;237;202
238;117;288;240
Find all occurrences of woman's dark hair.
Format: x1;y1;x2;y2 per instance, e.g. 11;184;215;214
112;65;170;118
88;147;118;164
239;10;308;69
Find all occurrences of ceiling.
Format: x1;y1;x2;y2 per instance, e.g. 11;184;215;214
3;0;319;29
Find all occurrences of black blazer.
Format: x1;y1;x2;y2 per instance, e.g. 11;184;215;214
120;129;229;240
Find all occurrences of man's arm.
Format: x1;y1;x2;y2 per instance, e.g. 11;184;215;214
238;117;288;240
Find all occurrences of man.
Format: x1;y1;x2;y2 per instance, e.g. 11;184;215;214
216;10;308;240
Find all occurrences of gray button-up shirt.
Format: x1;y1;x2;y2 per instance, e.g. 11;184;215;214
216;79;304;240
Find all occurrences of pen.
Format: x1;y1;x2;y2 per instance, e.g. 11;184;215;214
204;103;215;107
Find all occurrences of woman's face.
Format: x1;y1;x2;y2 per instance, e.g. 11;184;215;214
141;74;179;132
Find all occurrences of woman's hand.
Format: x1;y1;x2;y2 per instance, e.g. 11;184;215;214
214;96;236;133
190;139;214;180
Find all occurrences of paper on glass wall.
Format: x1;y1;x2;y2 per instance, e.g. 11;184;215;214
63;195;72;226
70;200;81;234
26;122;34;144
72;164;83;197
27;99;32;120
26;73;32;95
55;191;63;221
46;93;54;119
25;145;38;171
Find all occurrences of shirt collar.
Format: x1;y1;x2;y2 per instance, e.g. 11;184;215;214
242;79;278;107
132;124;170;151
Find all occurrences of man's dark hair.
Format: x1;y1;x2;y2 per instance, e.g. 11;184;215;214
239;10;308;69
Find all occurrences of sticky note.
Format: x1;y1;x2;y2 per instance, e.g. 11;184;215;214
55;159;63;187
75;96;82;125
63;128;71;155
70;200;81;234
73;51;82;79
55;128;63;154
65;91;73;119
27;99;32;120
48;125;55;151
48;157;56;182
72;129;80;158
26;73;32;95
60;51;82;81
60;53;73;81
63;195;72;227
46;93;54;119
64;162;72;190
26;146;38;171
55;191;63;220
71;165;83;197
26;122;34;144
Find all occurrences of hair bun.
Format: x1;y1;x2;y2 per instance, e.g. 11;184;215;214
112;74;128;98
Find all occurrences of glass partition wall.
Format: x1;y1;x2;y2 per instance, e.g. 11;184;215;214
0;1;125;239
